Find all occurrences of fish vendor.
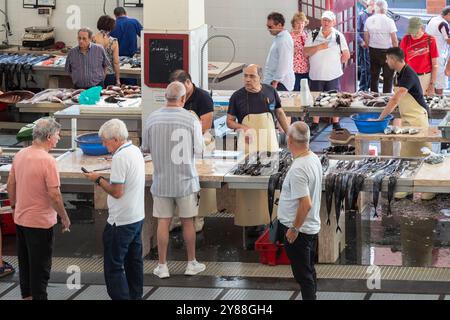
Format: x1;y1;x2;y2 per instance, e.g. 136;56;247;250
226;64;290;228
376;46;434;200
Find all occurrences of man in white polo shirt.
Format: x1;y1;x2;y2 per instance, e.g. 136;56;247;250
304;10;350;132
83;119;145;300
426;6;450;95
364;0;398;93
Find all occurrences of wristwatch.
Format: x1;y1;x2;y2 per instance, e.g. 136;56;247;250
95;176;105;186
289;227;299;235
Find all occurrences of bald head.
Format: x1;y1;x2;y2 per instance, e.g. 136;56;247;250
243;64;263;92
288;122;310;145
166;81;186;105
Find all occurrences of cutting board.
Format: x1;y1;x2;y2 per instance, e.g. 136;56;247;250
414;156;450;187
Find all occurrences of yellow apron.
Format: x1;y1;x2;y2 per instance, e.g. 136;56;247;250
395;88;431;157
235;112;279;226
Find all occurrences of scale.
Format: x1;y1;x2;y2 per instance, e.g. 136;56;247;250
22;26;55;48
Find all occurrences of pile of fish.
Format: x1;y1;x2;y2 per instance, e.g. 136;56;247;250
314;91;354;108
234;151;285;177
384;126;420;135
324;158;413;232
0;53;51;90
119;56;141;69
0;155;13;166
101;85;141;99
425;96;450;109
323;145;355;155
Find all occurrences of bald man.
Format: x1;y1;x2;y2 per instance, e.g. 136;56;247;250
227;64;290;136
277;121;322;300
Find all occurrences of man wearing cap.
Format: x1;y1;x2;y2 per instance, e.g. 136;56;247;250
400;17;439;96
364;0;398;93
304;10;350;132
426;6;450;95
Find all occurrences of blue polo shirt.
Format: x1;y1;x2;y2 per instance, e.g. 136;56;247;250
110;16;143;57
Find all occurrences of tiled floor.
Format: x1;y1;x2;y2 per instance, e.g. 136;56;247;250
0;282;445;300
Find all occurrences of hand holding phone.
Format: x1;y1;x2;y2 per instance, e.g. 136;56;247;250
81;167;90;173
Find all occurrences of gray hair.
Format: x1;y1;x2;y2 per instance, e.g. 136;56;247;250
375;0;388;13
78;27;93;38
166;81;186;102
32;117;61;142
288;122;310;145
442;6;450;17
99;119;129;141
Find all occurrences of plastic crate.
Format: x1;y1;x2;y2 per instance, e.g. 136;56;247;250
254;229;290;266
0;212;15;235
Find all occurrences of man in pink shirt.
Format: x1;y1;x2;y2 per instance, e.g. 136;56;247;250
7;118;71;300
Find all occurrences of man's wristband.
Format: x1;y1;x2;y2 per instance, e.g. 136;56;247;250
289;227;299;234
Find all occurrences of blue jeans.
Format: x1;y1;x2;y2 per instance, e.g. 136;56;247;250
294;73;309;92
358;46;371;91
103;220;144;300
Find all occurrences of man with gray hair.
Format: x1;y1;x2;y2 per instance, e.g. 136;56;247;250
276;121;322;300
364;0;398;93
7;117;71;300
65;27;111;89
83;119;145;300
142;81;206;279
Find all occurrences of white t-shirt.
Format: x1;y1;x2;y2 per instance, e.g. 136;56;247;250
364;13;398;49
278;153;322;235
305;27;349;81
426;15;450;59
107;142;146;226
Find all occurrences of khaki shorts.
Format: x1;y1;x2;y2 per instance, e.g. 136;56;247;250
153;193;200;219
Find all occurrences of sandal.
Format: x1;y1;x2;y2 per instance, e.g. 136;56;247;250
0;261;15;278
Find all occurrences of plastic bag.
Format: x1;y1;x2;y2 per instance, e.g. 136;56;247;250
79;86;102;105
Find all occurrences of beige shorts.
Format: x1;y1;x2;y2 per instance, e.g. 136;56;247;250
153;193;200;219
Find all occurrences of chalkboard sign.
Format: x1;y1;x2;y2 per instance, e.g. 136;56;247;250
144;34;189;88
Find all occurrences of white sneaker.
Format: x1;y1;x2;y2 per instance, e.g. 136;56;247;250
153;264;170;279
195;217;205;233
185;260;206;276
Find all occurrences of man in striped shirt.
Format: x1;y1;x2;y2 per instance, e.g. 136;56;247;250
142;81;206;279
65;27;110;89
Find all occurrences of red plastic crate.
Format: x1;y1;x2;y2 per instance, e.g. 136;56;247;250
0;211;15;235
255;229;290;266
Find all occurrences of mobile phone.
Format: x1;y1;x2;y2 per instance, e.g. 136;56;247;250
81;167;90;173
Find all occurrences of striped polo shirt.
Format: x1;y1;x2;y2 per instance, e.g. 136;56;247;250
65;43;110;88
142;107;204;198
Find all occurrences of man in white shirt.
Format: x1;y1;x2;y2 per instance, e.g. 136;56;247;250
277;121;322;300
364;0;398;93
83;119;145;300
263;12;295;92
426;6;450;95
304;10;350;132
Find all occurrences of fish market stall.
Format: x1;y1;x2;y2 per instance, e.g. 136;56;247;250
354;127;450;156
0;148;240;256
224;151;422;263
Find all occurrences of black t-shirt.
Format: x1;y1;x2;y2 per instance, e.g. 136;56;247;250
228;84;282;124
184;85;214;117
395;64;429;112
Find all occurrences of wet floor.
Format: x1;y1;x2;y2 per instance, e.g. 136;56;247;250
2;118;450;268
